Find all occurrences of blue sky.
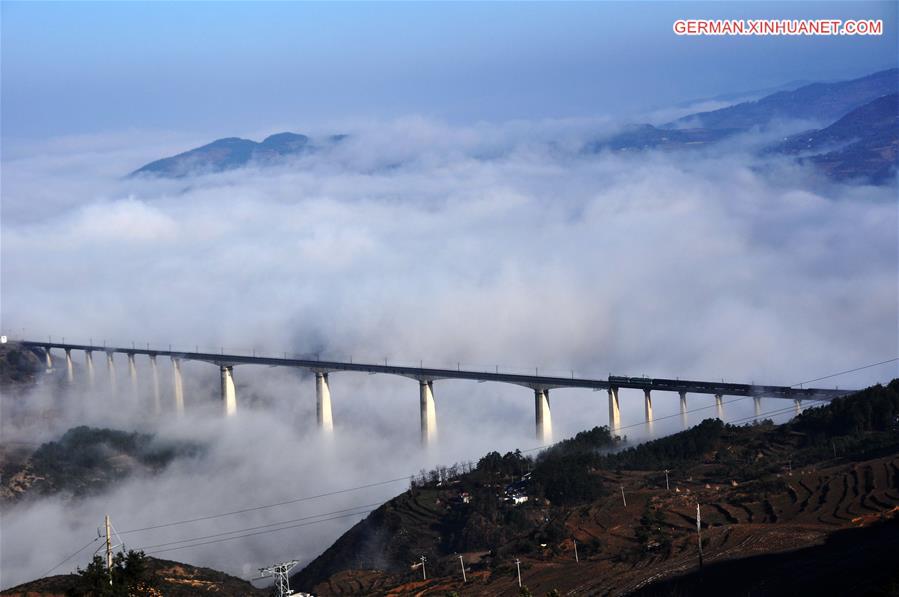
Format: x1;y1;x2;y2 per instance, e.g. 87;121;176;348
2;1;897;140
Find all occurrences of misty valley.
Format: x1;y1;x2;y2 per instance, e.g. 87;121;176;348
1;7;897;595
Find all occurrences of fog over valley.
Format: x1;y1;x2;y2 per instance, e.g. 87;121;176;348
1;113;896;588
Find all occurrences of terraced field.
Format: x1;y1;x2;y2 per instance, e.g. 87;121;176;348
564;455;899;596
299;382;899;595
319;454;899;596
294;488;451;594
314;570;402;596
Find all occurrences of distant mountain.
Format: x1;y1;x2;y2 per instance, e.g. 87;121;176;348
130;132;345;178
584;124;738;153
668;68;898;130
586;69;898;184
770;93;898;183
694;78;813;105
654;78;812;119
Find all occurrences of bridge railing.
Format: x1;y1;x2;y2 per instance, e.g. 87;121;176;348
13;335;594;380
10;336;853;397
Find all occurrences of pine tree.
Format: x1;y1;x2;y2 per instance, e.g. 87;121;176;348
68;549;156;596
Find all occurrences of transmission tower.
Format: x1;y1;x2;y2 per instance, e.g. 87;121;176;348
257;560;299;597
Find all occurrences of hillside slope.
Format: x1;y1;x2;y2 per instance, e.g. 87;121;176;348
0;556;268;596
1;426;200;502
669;68;898;130
629;518;899;597
0;342;43;386
771;93;898;183
292;381;899;595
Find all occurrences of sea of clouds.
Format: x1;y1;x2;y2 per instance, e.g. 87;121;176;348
1;116;896;588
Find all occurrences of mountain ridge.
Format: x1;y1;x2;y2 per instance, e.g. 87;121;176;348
128;68;898;182
769;93;899;183
666;67;898;130
130;132;345;178
587;68;898;183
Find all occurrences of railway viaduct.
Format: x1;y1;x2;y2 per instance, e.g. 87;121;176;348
17;339;850;446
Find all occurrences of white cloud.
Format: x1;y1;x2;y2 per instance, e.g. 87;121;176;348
1;117;896;588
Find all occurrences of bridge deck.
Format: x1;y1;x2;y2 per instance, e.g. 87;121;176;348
19;340;851;400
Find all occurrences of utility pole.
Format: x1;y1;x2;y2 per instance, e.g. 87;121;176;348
420;555;427;580
256;560;298;597
664;469;670;491
515;558;522;588
104;514;113;584
696;503;704;569
458;554;467;582
620;484;627;508
573;539;579;563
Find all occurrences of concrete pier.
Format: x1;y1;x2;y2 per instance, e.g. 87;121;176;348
608;387;621;434
172;357;184;415
316;372;334;433
65;349;74;383
85;351;95;387
149;355;161;415
794;399;801;416
644;389;653;422
16;339;855;441
128;353;138;401
420;380;437;445
220;366;237;416
106;352;117;395
754;397;762;419
535;388;552;443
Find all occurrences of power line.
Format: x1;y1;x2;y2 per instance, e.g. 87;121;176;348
118;476;409;535
613;396;749;432
517;394;753;454
100;393;811;543
122;399;834;559
143;509;377;556
515;353;897;454
619;355;896;435
256;560;299;597
519;393;833;455
606;353;898;436
40;537;99;577
120;399;816;557
790;357;898;387
35;391;853;577
725;399;829;426
137;503;383;551
65;369;884;558
41;359;888;575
